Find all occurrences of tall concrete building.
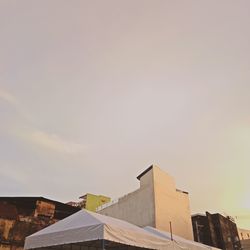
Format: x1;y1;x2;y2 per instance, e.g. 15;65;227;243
98;165;194;240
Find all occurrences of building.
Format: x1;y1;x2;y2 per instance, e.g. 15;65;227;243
79;193;111;212
238;228;250;241
192;212;241;250
67;193;111;212
0;197;80;250
238;228;250;250
98;165;194;240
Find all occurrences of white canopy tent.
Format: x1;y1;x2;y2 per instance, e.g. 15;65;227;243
144;227;221;250
24;210;172;250
24;210;221;250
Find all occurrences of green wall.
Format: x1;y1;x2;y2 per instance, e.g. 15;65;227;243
85;193;110;212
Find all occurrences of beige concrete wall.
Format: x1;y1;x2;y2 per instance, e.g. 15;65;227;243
100;169;155;227
99;165;193;240
153;166;193;240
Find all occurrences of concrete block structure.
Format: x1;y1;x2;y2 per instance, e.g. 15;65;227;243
98;165;194;240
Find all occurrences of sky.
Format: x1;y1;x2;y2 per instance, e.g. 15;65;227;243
1;1;250;229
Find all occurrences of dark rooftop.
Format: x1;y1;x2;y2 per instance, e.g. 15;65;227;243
136;165;153;180
0;196;81;213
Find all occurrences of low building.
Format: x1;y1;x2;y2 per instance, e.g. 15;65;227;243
0;197;80;250
238;228;250;250
238;228;250;241
98;165;194;240
67;193;111;212
79;193;111;212
192;212;241;250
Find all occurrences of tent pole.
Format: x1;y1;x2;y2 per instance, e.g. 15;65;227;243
102;239;105;250
170;221;173;241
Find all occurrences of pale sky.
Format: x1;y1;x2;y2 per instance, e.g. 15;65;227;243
1;1;250;229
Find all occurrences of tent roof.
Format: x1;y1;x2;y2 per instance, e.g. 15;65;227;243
25;210;171;250
144;226;221;250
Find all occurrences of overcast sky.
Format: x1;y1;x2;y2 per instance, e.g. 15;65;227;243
1;1;250;229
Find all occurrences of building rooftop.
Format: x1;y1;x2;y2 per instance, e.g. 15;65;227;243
136;165;154;180
0;196;80;214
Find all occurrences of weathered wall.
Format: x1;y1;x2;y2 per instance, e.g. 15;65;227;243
0;198;79;250
153;166;193;240
241;239;250;250
206;212;220;247
99;169;155;228
192;213;242;250
215;213;241;250
0;244;23;250
192;214;212;246
34;201;55;219
0;200;56;250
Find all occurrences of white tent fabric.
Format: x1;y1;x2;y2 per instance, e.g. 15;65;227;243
144;226;221;250
24;210;172;250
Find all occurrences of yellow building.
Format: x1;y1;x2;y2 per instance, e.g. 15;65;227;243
79;193;111;212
